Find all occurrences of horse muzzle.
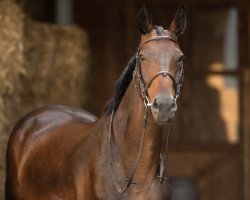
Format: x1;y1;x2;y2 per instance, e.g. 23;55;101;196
150;95;177;124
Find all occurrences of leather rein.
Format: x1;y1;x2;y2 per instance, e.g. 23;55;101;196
108;35;184;193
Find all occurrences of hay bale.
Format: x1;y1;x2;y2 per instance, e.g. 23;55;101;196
0;0;25;125
21;20;88;111
0;0;25;198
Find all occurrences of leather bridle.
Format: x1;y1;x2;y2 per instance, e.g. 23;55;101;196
109;35;184;193
134;35;184;108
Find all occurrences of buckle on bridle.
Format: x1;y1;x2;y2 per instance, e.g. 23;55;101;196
144;95;152;108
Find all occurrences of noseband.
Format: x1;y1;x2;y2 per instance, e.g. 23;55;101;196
134;35;184;108
109;35;184;193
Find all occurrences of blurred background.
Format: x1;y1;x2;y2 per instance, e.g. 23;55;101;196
0;0;249;199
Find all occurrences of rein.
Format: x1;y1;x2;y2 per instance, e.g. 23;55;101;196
108;35;183;193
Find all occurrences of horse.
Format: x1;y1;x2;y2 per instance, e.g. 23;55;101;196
5;4;186;200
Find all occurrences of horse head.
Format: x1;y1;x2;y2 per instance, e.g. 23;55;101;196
135;5;186;124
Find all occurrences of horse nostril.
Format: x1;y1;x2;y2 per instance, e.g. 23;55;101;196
152;98;158;110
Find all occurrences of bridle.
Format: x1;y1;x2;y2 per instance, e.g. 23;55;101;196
109;35;184;193
134;35;184;108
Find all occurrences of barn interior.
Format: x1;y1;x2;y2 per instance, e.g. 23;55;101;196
0;0;249;199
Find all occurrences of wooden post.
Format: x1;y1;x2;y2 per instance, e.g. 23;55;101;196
55;0;73;25
243;69;250;200
243;1;250;199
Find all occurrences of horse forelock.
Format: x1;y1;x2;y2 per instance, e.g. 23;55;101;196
104;56;136;115
154;26;165;36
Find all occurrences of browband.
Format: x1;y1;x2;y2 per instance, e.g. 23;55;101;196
137;36;179;52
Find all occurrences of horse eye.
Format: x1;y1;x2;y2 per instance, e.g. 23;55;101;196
139;54;145;61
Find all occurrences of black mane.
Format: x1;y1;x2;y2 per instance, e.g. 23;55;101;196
104;26;164;115
104;56;136;115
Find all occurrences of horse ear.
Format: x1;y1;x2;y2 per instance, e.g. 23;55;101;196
138;5;153;35
169;4;186;37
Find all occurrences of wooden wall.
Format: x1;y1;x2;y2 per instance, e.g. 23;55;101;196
74;0;128;115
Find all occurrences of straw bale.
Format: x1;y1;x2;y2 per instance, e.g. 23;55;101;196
0;1;25;198
20;20;88;112
0;0;25;125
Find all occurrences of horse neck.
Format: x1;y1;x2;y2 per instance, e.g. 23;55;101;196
112;82;163;186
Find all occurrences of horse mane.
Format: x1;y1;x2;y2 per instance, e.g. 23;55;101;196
104;56;136;115
104;26;164;115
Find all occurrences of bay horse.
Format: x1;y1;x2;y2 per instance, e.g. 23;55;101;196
5;5;186;200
